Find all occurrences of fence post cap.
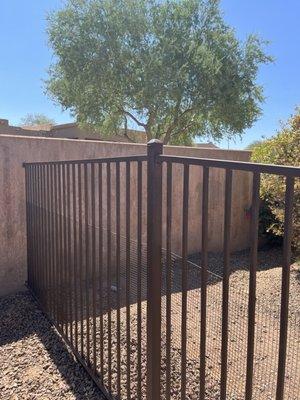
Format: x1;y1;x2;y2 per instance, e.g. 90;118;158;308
147;139;163;145
147;139;163;156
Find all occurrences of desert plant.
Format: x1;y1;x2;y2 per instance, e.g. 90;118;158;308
251;109;300;253
245;139;264;150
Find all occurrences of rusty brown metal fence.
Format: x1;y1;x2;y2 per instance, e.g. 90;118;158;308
23;140;299;400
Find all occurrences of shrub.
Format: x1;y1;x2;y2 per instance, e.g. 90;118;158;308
251;109;300;253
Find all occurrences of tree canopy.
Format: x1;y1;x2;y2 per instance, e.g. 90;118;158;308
21;113;55;126
245;139;265;150
46;0;271;144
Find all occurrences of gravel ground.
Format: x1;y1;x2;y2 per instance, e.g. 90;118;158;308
1;247;299;400
56;247;299;400
189;246;300;317
183;246;300;399
0;291;105;400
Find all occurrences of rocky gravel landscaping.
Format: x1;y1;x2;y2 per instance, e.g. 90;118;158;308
0;291;105;400
1;247;299;400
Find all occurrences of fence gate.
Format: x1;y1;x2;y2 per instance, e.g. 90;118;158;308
24;140;300;400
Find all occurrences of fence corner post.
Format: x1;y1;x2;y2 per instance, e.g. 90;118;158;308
147;139;163;400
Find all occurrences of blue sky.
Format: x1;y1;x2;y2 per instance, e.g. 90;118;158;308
0;1;299;149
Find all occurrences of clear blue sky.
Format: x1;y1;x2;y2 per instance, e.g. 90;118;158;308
0;1;299;149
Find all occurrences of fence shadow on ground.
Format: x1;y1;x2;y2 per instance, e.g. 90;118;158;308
0;291;104;400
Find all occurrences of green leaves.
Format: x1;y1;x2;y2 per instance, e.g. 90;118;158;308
20;113;55;126
46;0;271;143
252;108;300;253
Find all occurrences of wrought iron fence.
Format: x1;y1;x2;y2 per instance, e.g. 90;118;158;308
23;140;300;399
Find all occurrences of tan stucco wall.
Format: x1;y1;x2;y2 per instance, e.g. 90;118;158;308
0;134;252;296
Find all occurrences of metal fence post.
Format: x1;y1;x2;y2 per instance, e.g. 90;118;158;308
147;139;163;400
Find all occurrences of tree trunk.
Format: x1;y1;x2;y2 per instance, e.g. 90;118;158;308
163;131;171;145
145;129;153;143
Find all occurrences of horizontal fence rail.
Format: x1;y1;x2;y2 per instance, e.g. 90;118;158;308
157;154;300;176
24;142;299;400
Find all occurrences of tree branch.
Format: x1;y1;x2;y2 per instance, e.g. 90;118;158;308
163;99;181;144
122;116;135;143
164;113;196;145
163;103;196;144
120;108;147;128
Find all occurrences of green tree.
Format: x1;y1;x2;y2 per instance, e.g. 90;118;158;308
245;139;265;150
21;113;55;126
251;108;300;252
46;0;271;144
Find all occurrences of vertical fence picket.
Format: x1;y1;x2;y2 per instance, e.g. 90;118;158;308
46;165;52;317
84;163;91;366
27;165;32;290
115;161;121;398
35;167;40;298
24;167;31;288
165;162;173;400
245;172;260;400
44;165;48;311
147;140;163;400
67;163;73;345
58;164;64;329
181;163;189;399
125;161;131;399
54;164;59;326
107;162;112;390
33;165;36;291
40;165;45;310
98;163;104;378
39;165;44;304
78;164;84;358
91;163;97;373
137;160;143;399
72;163;79;352
62;164;69;339
220;169;233;399
200;166;209;400
276;176;295;400
48;164;56;321
51;164;55;322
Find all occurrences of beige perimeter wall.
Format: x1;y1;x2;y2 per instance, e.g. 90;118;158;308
0;134;252;296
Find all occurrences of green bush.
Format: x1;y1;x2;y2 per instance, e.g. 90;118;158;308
251;109;300;253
